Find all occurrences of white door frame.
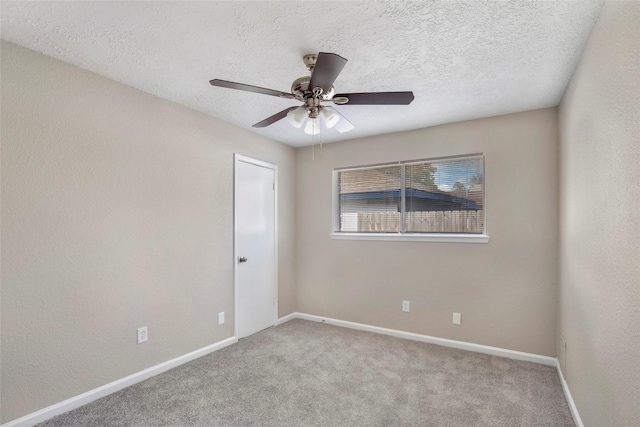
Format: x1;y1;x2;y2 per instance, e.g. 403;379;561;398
233;153;278;339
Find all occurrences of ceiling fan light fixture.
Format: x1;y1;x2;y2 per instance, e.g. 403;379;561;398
287;106;307;128
335;118;355;133
303;118;321;135
320;107;339;129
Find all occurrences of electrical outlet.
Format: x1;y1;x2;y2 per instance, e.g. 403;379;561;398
452;312;461;325
137;327;148;344
218;312;225;325
402;300;410;312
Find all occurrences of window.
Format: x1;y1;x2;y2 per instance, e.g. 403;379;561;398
332;154;488;243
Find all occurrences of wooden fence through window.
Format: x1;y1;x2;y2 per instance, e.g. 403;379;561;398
353;210;483;234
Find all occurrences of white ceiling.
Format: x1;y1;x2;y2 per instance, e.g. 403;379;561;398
1;1;603;147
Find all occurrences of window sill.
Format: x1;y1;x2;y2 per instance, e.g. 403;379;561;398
329;232;490;243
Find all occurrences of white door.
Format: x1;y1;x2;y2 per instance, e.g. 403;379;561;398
235;154;276;339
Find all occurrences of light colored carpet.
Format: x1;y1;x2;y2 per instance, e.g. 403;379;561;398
39;319;574;426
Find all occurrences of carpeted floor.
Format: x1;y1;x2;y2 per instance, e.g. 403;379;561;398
39;319;574;426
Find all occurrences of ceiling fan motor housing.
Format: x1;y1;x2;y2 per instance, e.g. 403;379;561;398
291;76;335;101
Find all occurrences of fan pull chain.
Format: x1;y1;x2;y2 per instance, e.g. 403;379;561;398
318;118;322;152
311;119;315;161
311;117;321;161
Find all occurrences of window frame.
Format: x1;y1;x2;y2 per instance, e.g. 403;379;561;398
330;154;489;243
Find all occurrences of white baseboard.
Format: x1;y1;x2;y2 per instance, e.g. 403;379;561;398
2;336;237;427
280;312;557;366
556;363;584;427
275;312;297;325
8;314;580;427
279;313;584;420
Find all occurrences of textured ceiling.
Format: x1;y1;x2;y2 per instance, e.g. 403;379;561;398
1;1;603;147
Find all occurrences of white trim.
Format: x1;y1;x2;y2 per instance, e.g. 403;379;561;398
233;154;279;339
329;232;490;243
482;155;488;237
273;164;279;326
279;312;555;366
1;337;237;427
276;312;297;325
556;363;584;427
332;154;488;239
333;153;485;172
234;153;275;170
331;171;340;233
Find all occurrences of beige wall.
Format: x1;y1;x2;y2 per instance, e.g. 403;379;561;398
558;2;640;426
0;41;296;423
295;108;559;356
5;3;639;421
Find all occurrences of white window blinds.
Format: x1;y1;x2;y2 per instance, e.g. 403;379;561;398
336;154;484;234
338;165;402;232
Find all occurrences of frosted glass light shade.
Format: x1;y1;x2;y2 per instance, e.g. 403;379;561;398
287;106;307;128
335;118;355;133
320;107;339;129
304;118;320;135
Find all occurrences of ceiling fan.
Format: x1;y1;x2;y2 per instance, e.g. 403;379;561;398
209;52;414;135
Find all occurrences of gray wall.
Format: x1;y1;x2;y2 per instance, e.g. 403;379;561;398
0;41;296;423
295;108;559;356
558;2;640;426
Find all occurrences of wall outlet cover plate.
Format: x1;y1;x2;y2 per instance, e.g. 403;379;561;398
452;312;461;325
137;327;148;344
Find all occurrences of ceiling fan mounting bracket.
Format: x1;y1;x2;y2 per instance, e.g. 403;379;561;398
303;54;317;71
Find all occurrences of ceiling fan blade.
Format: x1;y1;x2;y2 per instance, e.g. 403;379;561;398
333;91;415;105
252;107;298;128
209;79;294;99
325;106;355;133
308;52;347;95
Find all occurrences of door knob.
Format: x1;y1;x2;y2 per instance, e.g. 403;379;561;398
239;256;248;263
